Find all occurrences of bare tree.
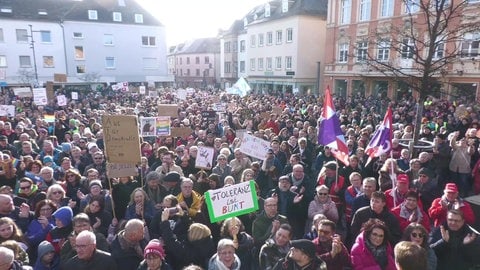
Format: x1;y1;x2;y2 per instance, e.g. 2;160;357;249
357;0;480;150
78;72;101;82
17;69;36;86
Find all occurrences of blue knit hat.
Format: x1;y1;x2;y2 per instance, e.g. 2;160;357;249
61;142;72;153
43;155;54;164
53;206;73;227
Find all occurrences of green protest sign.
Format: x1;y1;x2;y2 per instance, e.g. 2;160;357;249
204;181;259;223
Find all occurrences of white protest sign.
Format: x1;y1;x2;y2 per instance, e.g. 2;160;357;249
0;105;15;117
176;88;187;100
195;146;214;170
57;95;67;106
106;163;138;178
13;87;32;97
139;86;146;95
32;88;48;105
204;181;258;222
239;133;270;160
71;92;78;100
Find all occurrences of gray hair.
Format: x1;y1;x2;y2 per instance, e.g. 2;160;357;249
217;238;235;251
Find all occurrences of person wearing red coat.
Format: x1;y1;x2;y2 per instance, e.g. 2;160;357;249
350;219;396;270
391;190;430;232
428;183;475;227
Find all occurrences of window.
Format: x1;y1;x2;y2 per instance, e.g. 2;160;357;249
179;58;182;65
276;30;282;44
405;0;419;13
224;62;231;73
142;36;156;46
113;12;122;22
460;33;480;57
103;34;114;45
143;57;158;69
250;58;255;71
286;28;293;42
0;28;3;42
224;42;231;53
38;31;51;43
258;58;264;70
401;38;415;59
74;46;84;59
240;40;245;52
135;14;144;23
205;56;209;64
0;8;12;13
433;37;445;59
338;43;349;63
76;65;85;74
265;3;271;17
359;0;371;21
105;57;115;69
258;34;264;46
285;56;292;69
250;35;256;47
267;32;273;45
43;56;54;68
38;9;47;16
356;41;368;61
196;69;200;76
233;42;238;52
16;29;28;43
239;61;245;73
340;0;351;24
0;55;7;67
266;57;272;70
275;56;282;69
73;32;83;38
88;10;98;20
380;0;394;17
377;40;390;61
186;69;191;76
195;57;199;64
187;57;190;64
19;56;31;67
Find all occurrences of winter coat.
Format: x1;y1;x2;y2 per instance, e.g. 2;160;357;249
25;217;55;248
428;196;475;227
208;253;241;270
350;232;396;270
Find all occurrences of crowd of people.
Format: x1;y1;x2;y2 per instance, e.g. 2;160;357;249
0;87;479;270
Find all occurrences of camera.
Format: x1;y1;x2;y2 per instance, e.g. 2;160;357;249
167;207;179;214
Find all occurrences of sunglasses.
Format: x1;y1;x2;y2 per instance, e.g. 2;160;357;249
411;232;425;238
317;193;328;196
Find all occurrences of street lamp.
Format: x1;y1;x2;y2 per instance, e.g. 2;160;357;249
28;24;39;86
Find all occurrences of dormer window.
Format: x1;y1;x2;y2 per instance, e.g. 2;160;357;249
135;14;143;23
38;9;47;16
88;10;98;20
265;3;271;17
282;0;289;12
113;12;122;22
0;7;12;13
243;17;248;27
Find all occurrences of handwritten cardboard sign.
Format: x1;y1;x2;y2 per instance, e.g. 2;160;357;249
106;163;138;178
239;133;270;160
195;146;214;170
170;127;192;138
103;115;141;164
158;104;178;118
205;181;258;223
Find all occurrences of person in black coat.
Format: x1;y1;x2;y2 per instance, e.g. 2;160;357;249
158;209;215;270
110;219;148;270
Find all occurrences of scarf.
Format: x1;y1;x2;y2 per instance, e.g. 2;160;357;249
440;195;465;210
117;231;144;259
399;203;423;221
365;237;388;270
213;254;240;270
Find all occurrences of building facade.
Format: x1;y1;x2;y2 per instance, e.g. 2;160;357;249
169;38;220;89
0;0;170;89
219;0;328;95
324;0;480;100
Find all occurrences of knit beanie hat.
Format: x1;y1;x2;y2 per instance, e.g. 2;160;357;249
38;240;55;258
53;206;73;227
89;180;102;189
61;142;72;153
43;156;54;164
144;239;165;259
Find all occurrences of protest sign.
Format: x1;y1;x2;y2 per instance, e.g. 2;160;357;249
195;146;214;170
205;181;258;223
103;115;141;164
158;104;178;118
32;88;48;105
13;87;32;98
201;111;216;122
71;92;78;100
106;163;138;178
0;105;15;117
156;116;171;136
57;95;67;106
239;133;270;160
170;127;192;138
176;88;187;100
139;117;156;137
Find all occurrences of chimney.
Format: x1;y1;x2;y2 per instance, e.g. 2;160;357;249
118;0;126;7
